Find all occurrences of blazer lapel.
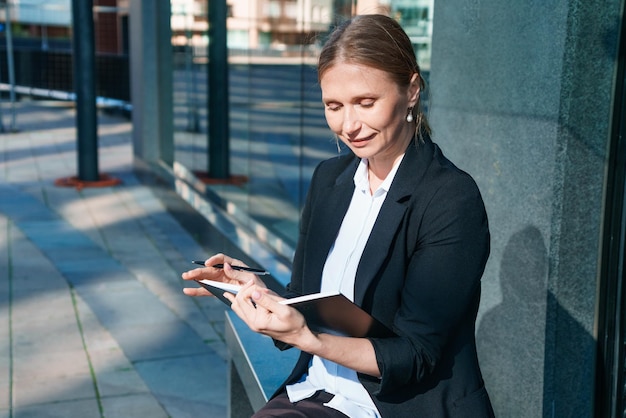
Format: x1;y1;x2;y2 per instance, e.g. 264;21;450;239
353;140;435;304
302;158;357;294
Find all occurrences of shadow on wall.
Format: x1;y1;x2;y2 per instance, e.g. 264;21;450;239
477;226;548;416
476;226;596;417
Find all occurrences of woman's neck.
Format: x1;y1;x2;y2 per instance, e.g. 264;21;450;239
367;132;412;183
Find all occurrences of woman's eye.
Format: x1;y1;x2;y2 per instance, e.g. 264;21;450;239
359;101;375;108
326;104;341;111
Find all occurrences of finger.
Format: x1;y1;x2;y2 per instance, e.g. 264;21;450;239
257;289;282;302
182;269;205;280
182;286;212;297
189;254;231;275
182;256;232;281
249;287;281;312
233;281;261;312
224;291;236;304
235;280;256;298
207;253;246;269
223;262;256;284
181;267;222;283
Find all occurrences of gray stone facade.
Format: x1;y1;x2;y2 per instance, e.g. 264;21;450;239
428;1;623;416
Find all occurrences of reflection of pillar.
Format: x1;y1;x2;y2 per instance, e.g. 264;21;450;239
185;18;199;133
0;54;4;132
128;0;173;166
4;1;17;132
72;0;99;181
208;0;230;178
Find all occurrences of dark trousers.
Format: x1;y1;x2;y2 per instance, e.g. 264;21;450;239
252;390;350;418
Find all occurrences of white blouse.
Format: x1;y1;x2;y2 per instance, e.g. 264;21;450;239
286;154;405;418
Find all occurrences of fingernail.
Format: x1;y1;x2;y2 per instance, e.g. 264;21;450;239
252;291;261;300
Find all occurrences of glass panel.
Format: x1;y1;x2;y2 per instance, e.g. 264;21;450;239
0;2;129;114
172;1;208;171
171;0;434;250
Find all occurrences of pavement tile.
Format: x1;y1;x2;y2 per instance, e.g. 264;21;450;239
77;280;183;326
158;293;226;341
43;189;107;248
1;102;234;417
17;220;96;249
0;194;53;223
134;353;227;417
9;263;68;293
100;393;169;418
91;365;150;398
11;343;90;381
12;373;96;407
105;321;211;362
11;398;101;418
11;319;84;355
73;293;153;398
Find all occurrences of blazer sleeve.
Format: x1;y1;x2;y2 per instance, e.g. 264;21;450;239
369;170;490;396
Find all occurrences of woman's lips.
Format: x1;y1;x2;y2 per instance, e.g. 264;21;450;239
349;134;374;146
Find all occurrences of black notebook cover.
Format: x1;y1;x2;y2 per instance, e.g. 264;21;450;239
195;280;395;338
280;292;395;338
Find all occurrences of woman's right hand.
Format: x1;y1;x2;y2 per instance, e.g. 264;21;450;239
181;253;267;297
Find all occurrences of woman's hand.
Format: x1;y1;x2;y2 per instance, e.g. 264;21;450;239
181;253;267;297
227;283;380;377
226;281;316;348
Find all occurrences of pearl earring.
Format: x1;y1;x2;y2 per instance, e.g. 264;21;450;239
406;108;414;123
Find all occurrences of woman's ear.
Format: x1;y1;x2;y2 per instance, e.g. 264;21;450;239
408;73;421;107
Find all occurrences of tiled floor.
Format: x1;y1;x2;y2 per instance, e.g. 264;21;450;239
0;100;231;417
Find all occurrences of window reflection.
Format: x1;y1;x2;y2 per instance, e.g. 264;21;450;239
171;0;433;250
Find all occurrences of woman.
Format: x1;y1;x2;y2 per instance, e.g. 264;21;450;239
183;14;495;417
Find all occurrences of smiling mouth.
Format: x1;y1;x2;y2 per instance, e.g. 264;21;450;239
350;134;374;143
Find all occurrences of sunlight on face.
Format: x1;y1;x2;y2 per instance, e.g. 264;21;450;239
320;63;416;168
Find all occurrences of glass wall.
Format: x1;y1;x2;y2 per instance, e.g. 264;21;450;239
0;1;129;105
171;0;433;252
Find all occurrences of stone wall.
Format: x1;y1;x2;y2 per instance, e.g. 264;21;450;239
428;0;622;416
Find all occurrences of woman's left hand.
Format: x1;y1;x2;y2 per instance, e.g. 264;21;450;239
225;281;314;348
228;282;380;377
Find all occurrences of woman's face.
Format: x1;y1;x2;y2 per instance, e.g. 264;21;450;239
320;63;419;166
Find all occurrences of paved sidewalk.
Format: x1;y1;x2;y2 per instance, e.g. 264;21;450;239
0;101;231;417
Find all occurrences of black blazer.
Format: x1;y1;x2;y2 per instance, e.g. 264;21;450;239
277;135;495;418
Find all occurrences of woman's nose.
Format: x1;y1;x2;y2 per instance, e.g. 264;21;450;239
342;107;361;134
